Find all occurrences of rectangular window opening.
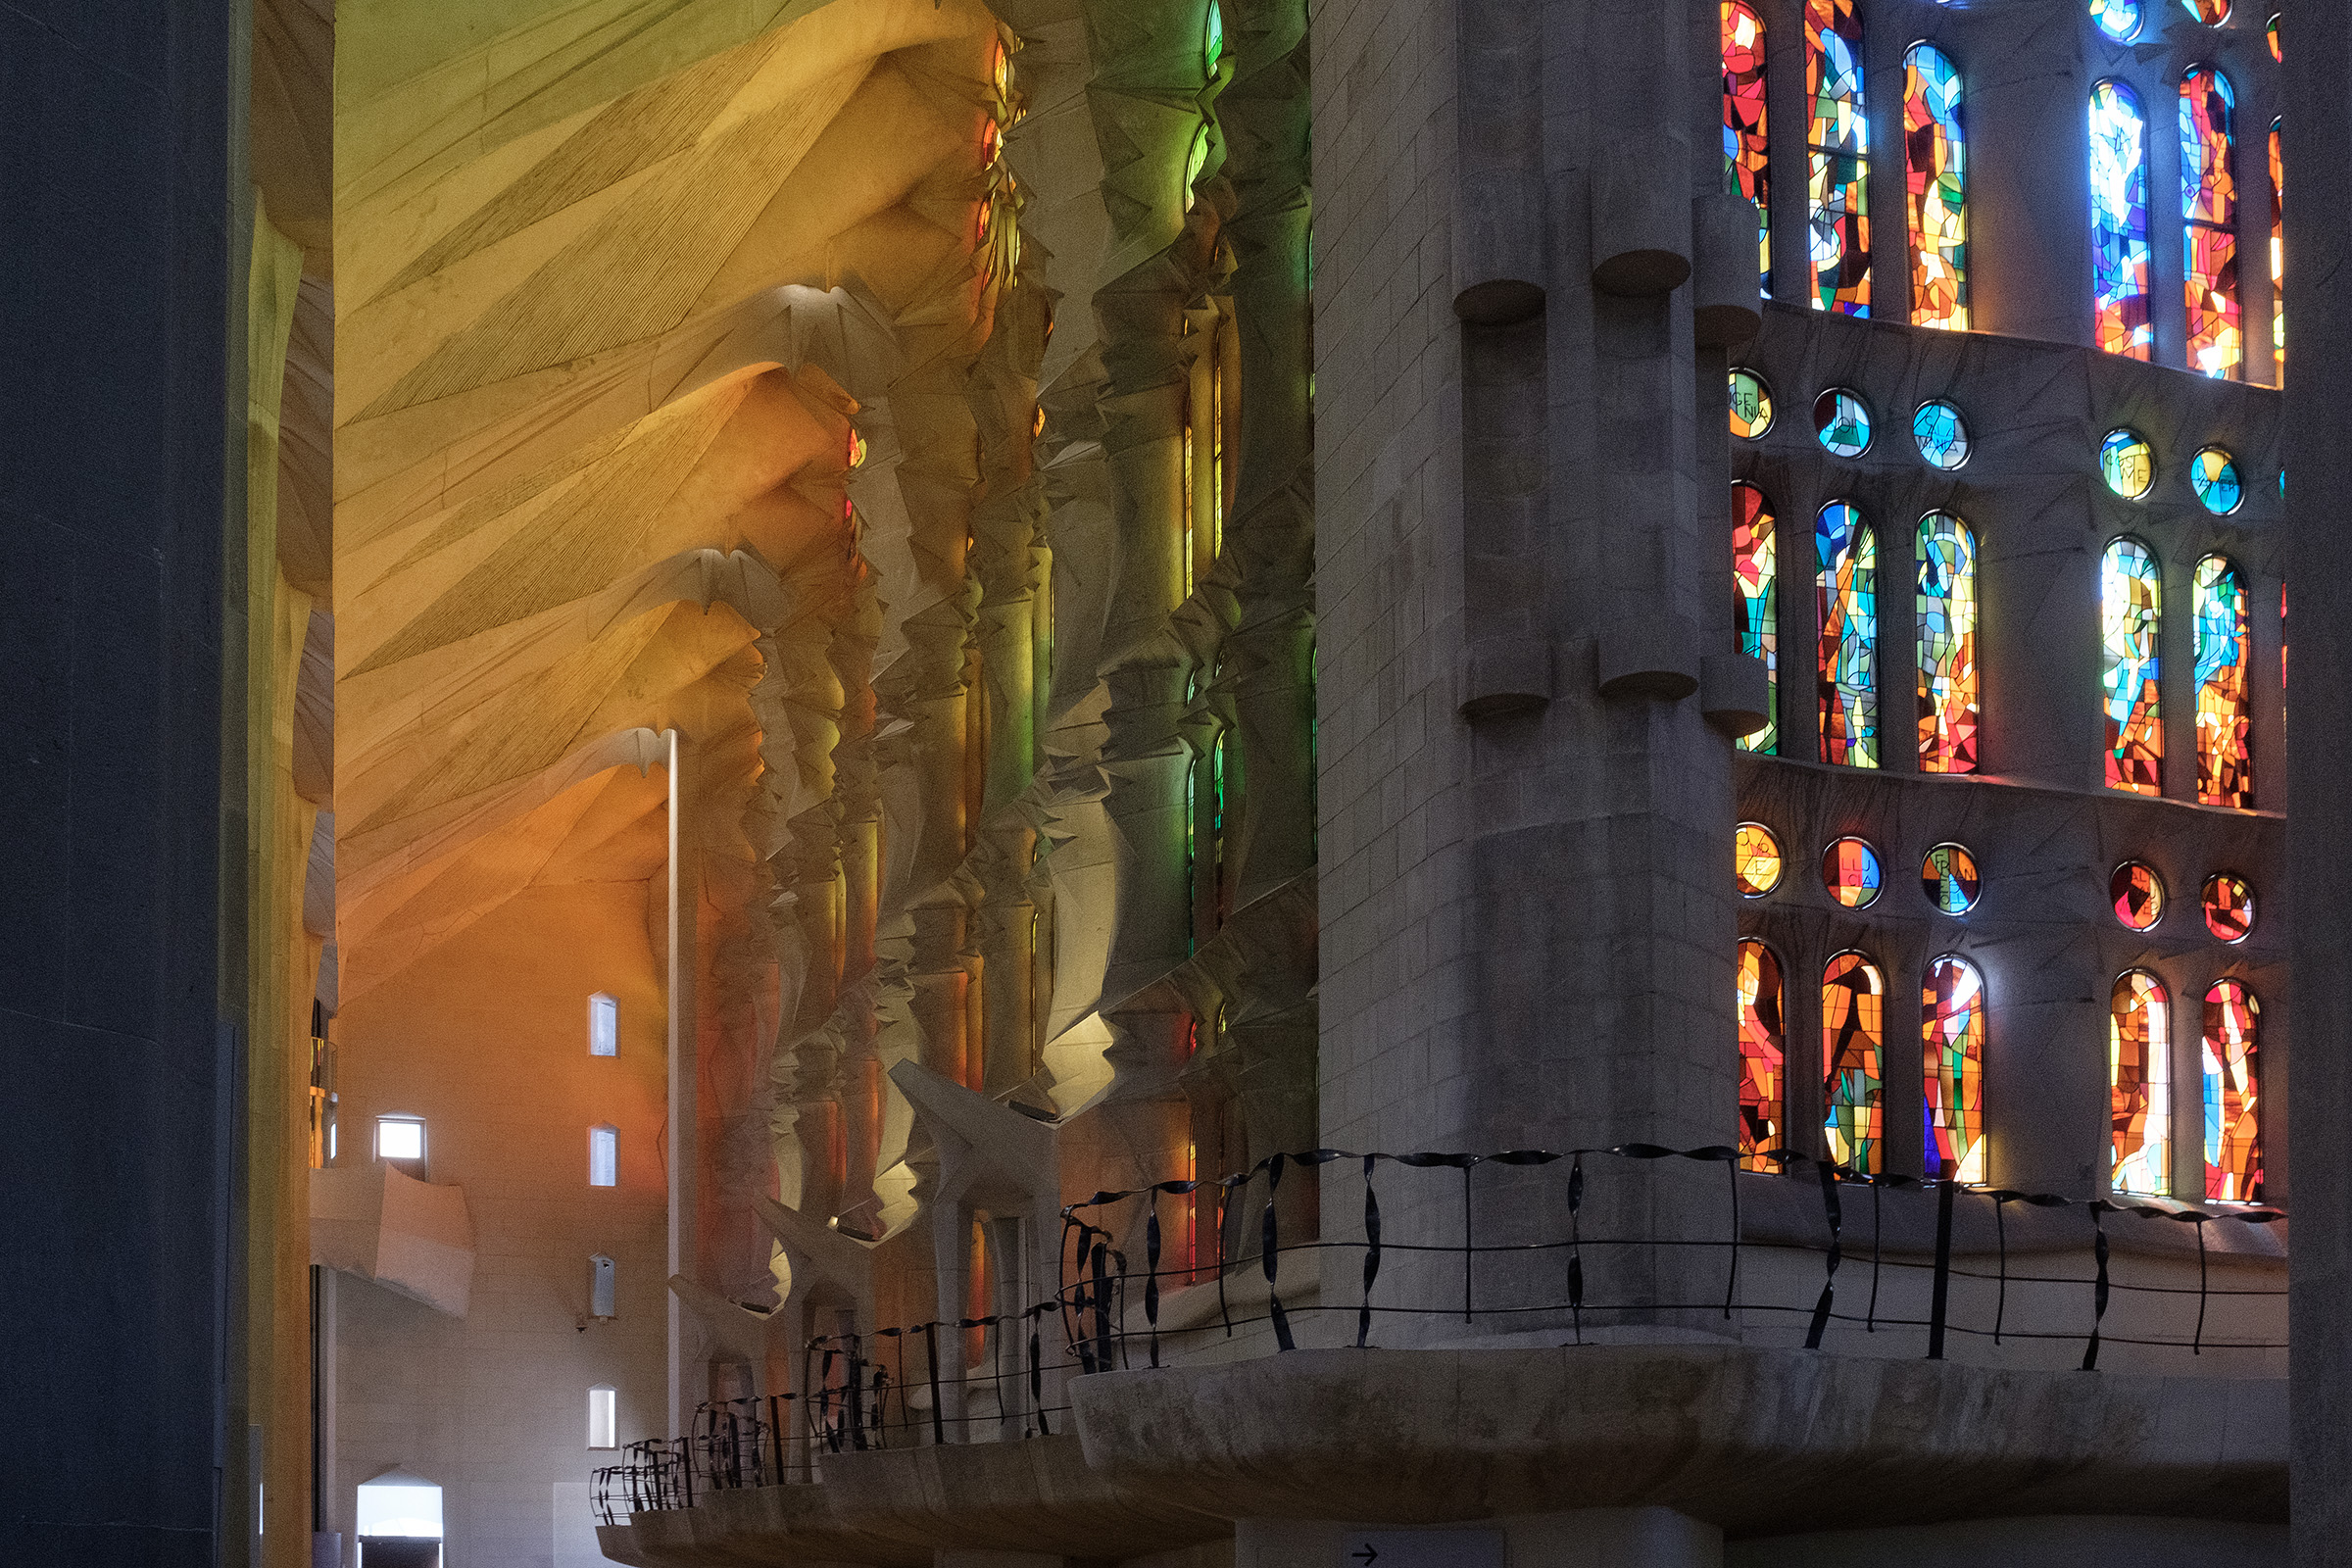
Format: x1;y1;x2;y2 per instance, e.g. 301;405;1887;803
589;993;619;1057
589;1124;618;1189
588;1386;618;1450
376;1115;425;1163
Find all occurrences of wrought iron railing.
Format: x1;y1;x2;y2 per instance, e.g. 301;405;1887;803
591;1142;2285;1523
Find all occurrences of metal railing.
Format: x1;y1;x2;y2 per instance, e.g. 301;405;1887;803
591;1141;2286;1523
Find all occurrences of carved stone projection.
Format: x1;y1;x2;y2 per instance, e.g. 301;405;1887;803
323;0;1316;1444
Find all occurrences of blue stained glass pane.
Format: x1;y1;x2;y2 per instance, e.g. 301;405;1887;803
1816;502;1879;767
1912;400;1971;468
1815;387;1873;458
2090;80;2153;359
2092;0;2143;40
2191;448;2243;514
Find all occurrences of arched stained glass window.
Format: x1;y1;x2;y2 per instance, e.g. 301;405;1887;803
1923;955;1985;1182
1904;44;1967;330
1823;952;1885;1175
1806;0;1871;316
2203;979;2261;1200
1724;2;1772;296
2180;67;2241;378
1738;939;1786;1170
2102;539;2163;794
2195;555;2251;807
1734;482;1779;754
2111;970;2171;1196
2271;119;2283;369
1817;502;1879;767
2090;80;2153;360
1916;512;1979;773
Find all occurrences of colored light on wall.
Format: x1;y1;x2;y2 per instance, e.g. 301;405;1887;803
2090;80;2153;359
1734;482;1779;754
2103;539;2163;794
1823;951;1886;1174
1817;502;1879;767
2111;969;2172;1195
2194;556;2253;807
1923;955;1985;1182
1916;512;1979;773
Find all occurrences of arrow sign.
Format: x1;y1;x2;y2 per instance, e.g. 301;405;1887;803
1337;1531;1502;1568
1352;1549;1378;1566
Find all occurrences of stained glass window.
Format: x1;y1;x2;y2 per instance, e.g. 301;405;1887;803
1817;503;1878;766
1814;387;1872;457
2202;872;2256;941
2181;68;2241;378
1923;955;1985;1182
1184;122;1211;213
2268;13;2280;60
1734;482;1779;754
2112;860;2166;930
1823;952;1885;1174
1731;368;1775;438
2271;120;2283;368
1916;512;1979;774
2195;555;2252;807
1913;400;1970;467
1904;44;1967;330
1724;2;1772;296
2181;0;2230;23
1822;836;1884;908
2111;970;2171;1195
2092;0;2143;41
1921;843;1981;914
2100;429;2154;499
1204;0;1224;74
1806;0;1870;316
2103;539;2163;794
1738;939;1786;1169
2190;448;2243;514
1736;822;1784;896
2090;81;2153;360
2203;979;2261;1200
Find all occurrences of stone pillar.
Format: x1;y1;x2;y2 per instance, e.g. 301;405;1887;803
2284;14;2352;1564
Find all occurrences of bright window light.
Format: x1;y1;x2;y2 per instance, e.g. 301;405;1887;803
588;1386;618;1449
376;1115;424;1163
355;1474;443;1538
589;993;618;1057
588;1124;618;1188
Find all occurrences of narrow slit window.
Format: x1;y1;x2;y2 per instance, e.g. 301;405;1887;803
1922;955;1985;1182
2203;980;2262;1201
1806;0;1871;315
1738;939;1785;1170
2102;538;2163;794
1723;1;1772;295
588;1386;618;1450
1816;502;1878;767
2090;80;2153;359
1915;512;1979;773
590;1254;617;1320
2271;119;2283;369
589;1124;618;1189
2111;970;2172;1196
2194;555;2252;807
1903;43;1967;329
2180;67;2241;377
1733;481;1778;754
589;993;618;1057
1822;951;1885;1175
375;1114;424;1164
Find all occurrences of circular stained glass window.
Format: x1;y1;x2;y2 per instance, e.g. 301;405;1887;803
2111;860;2165;930
2190;447;2242;514
1913;400;1970;469
1921;843;1981;914
1731;369;1774;439
1822;836;1884;909
2100;428;2154;500
1815;388;1873;459
2091;0;2142;41
1736;822;1783;897
2203;872;2256;942
2187;0;2231;24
